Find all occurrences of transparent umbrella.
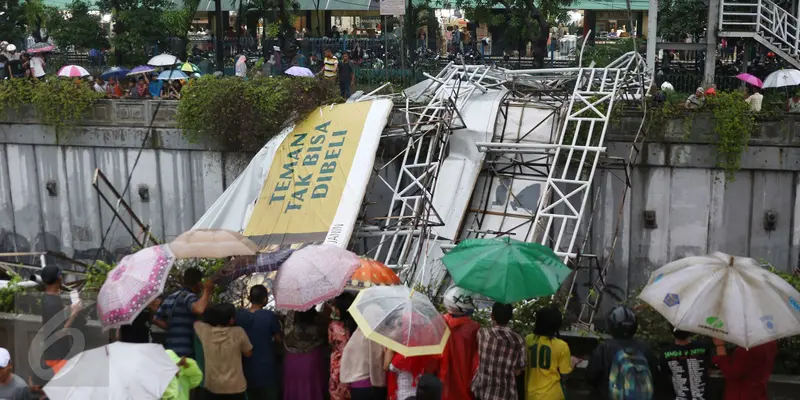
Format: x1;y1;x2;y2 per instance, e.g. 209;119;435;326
349;285;450;356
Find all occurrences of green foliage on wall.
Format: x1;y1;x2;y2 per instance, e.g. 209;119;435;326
0;274;26;313
177;76;341;152
0;78;103;133
707;91;754;183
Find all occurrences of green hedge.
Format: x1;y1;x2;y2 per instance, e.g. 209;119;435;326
177;76;341;153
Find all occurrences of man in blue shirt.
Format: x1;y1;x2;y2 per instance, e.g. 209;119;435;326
147;72;163;99
153;268;213;358
236;285;282;400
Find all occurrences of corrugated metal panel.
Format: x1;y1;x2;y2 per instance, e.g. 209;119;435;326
126;149;165;243
160;150;196;242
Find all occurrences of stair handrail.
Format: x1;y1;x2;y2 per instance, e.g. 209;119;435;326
720;0;800;56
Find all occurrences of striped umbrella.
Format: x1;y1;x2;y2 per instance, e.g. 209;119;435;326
57;65;90;77
180;62;200;73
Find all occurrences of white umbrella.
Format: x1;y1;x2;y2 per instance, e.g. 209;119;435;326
762;69;800;88
148;54;181;67
638;252;800;348
43;342;177;400
285;66;315;77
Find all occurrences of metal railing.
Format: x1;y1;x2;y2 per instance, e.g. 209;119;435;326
720;0;800;56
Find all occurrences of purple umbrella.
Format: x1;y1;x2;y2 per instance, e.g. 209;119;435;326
127;65;155;76
736;73;763;88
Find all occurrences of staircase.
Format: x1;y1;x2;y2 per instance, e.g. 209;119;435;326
719;0;800;69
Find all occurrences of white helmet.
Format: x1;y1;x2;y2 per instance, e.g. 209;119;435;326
443;285;476;315
6;44;16;52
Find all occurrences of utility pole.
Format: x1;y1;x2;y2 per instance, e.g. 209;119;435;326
646;0;658;81
214;0;224;72
704;0;721;86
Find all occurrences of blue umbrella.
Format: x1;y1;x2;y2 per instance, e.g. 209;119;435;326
157;70;188;80
101;66;130;79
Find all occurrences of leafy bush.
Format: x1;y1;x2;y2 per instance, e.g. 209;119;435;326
0;274;28;313
0;78;102;132
177;76;341;152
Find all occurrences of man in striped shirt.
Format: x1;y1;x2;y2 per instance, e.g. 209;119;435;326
320;48;338;80
153;268;214;357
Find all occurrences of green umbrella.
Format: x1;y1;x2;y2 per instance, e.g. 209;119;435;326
441;236;572;303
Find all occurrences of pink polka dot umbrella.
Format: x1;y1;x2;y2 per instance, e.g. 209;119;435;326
97;245;176;329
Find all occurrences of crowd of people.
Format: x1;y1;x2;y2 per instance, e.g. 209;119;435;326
0;43;45;80
651;81;767;113
92;74;186;100
0;264;780;400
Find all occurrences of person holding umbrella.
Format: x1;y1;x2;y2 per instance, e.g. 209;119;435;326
711;338;777;400
153;267;215;359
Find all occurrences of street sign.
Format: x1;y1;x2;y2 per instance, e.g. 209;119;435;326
380;0;405;15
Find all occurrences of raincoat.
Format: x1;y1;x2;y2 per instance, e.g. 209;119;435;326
161;350;202;400
387;352;440;400
438;314;480;400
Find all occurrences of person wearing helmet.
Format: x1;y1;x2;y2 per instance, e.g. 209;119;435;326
438;286;480;400
586;305;659;400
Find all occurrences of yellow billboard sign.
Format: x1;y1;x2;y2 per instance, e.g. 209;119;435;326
244;100;390;247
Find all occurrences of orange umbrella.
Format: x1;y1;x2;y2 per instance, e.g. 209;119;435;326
347;258;401;290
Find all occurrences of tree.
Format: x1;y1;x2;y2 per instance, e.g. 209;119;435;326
455;0;573;67
160;0;200;56
235;0;298;57
97;0;170;65
657;0;707;42
0;0;27;44
22;0;51;43
47;1;109;51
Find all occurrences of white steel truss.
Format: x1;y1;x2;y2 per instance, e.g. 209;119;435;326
355;64;502;270
528;67;624;261
351;51;648;320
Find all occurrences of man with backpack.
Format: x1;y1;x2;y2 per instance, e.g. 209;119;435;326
587;305;659;400
153;268;214;358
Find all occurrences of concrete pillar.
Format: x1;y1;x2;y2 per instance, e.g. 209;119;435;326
704;0;721;87
646;0;657;80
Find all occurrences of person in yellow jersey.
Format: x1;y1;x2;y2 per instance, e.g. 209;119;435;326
525;307;576;400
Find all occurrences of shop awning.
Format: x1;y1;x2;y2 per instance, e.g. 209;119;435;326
569;0;649;10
